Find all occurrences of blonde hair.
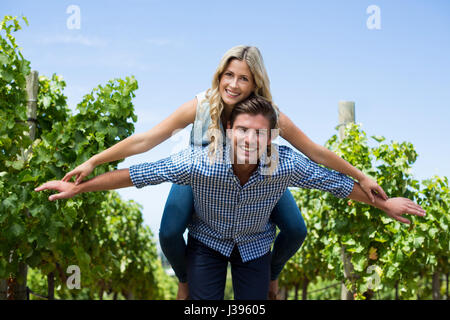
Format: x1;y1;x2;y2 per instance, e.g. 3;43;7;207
205;45;280;159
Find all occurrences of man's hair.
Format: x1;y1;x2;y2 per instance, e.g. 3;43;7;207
229;93;278;130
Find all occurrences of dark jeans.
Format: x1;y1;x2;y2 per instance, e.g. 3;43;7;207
159;184;307;283
186;235;271;300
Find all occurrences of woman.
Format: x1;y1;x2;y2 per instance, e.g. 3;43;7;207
62;45;388;299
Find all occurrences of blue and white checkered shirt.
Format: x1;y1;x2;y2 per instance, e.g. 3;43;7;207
129;144;354;262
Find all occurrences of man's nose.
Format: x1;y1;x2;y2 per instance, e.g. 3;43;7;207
244;130;258;145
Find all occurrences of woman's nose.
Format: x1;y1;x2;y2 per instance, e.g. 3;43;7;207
230;77;238;88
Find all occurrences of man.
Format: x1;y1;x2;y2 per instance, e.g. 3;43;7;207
35;95;426;300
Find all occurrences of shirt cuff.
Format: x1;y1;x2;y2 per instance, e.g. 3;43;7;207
337;175;355;198
129;163;148;189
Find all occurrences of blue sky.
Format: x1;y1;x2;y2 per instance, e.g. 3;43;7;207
2;0;449;239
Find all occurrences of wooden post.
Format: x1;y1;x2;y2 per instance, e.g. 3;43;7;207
446;273;449;300
1;71;39;300
302;278;309;300
432;271;441;300
338;101;355;142
24;70;39;156
0;279;6;300
338;101;356;300
47;272;55;300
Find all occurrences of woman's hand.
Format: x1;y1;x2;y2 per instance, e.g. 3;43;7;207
62;160;95;185
359;175;389;203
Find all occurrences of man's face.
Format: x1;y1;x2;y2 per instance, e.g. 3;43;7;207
227;113;271;165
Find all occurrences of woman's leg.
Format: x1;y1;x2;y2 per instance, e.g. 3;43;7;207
270;189;308;281
159;184;195;284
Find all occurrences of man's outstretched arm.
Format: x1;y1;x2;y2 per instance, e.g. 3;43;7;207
348;181;426;224
35;147;196;201
35;169;132;201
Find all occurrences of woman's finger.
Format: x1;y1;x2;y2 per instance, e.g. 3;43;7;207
378;185;389;200
62;170;75;182
365;187;375;203
75;174;84;185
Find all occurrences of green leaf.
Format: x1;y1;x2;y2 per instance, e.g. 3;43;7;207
342;239;356;246
2;194;18;209
20;173;39;183
428;228;438;238
0;52;9;65
371;135;385;143
42;95;51;108
0;69;14;82
9;223;24;237
414;236;425;248
12;159;25;170
26;251;42;268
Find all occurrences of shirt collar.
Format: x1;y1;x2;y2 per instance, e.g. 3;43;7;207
223;142;279;180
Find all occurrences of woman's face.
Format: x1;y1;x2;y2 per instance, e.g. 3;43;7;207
219;58;256;109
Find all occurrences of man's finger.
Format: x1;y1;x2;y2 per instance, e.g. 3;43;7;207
35;181;59;192
34;184;46;192
35;182;52;192
406;203;426;216
49;192;66;201
395;215;411;225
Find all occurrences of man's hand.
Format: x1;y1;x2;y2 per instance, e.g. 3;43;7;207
35;181;79;201
381;197;426;225
35;169;133;201
348;182;426;225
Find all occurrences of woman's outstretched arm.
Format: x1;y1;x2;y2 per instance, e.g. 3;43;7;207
62;97;197;184
278;111;388;203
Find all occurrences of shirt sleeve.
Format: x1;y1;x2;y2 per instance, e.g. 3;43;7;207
129;147;194;188
287;147;355;198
